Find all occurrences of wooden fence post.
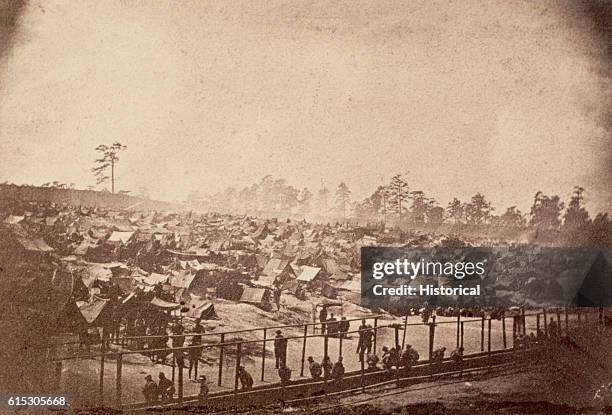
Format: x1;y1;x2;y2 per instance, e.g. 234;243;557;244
487;318;492;366
543;308;548;336
324;332;329;359
460;321;464;350
360;356;365;392
170;351;175;381
428;322;435;369
115;353;122;408
373;317;378;354
480;315;485;352
393;324;400;349
261;328;267;381
300;324;307;377
234;343;242;394
218;333;225;387
323;332;329;395
502;315;507;349
99;328;106;406
564;307;569;332
456;314;460;348
178;353;184;403
521;308;526;335
512;317;516;351
402;313;409;349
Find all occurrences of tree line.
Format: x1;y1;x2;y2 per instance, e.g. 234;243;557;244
187;173;610;234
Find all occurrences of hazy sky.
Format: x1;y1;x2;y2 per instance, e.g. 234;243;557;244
0;0;610;213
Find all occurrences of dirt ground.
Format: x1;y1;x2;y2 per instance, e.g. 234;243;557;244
39;308;610;415
55;292;528;408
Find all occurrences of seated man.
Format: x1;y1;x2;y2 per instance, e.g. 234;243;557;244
366;353;380;371
400;344;419;368
381;346;391;369
158;372;175;402
331;356;345;380
307;356;323;379
142;375;158;405
382;346;399;370
322;356;333;379
450;347;464;364
198;375;209;403
432;347;446;364
238;366;254;390
278;363;292;385
515;333;527;349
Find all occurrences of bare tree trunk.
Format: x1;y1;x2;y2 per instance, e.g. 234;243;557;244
381;190;387;225
111;160;115;193
397;184;402;222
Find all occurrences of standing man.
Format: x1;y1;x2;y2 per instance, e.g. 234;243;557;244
273;285;282;310
339;316;349;338
327;314;338;337
172;323;186;368
319;307;328;334
172;323;186;348
189;319;205;379
364;323;374;354
274;330;288;369
356;319;368;359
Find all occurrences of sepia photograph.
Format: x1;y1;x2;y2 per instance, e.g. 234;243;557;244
0;0;611;414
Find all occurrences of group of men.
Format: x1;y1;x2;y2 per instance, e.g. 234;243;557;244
318;308;350;337
143;372;210;405
165;320;206;380
379;344;420;370
307;355;345;381
142;372;176;404
356;319;375;359
140;317;477;406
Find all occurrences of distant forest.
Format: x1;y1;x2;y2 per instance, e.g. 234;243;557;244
188;174;611;244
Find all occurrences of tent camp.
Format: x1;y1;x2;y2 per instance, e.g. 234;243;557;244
136;272;169;286
240;287;272;310
150;297;180;310
258;258;296;288
106;231;135;245
78;297;110;325
296;266;321;283
169;272;196;289
184;295;217;319
4;215;24;224
17;237;54;252
262;258;291;277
